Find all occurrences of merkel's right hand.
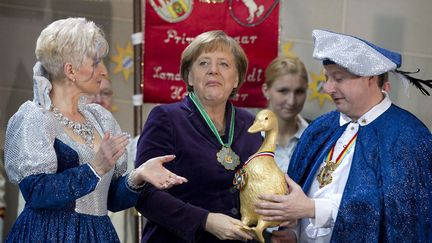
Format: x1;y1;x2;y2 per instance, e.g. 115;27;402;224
205;213;254;242
91;133;129;176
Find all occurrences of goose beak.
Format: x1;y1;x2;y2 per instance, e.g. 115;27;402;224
248;121;264;133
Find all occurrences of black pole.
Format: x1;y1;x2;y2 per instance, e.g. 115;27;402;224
133;0;143;136
132;0;143;242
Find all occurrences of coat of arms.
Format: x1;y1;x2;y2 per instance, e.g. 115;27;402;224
150;0;193;23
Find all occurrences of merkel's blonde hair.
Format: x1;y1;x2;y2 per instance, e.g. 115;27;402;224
265;56;308;87
35;17;109;81
180;30;248;97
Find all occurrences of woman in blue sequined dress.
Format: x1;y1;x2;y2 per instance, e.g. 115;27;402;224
4;17;187;242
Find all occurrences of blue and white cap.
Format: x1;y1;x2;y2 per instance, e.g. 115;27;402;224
312;29;432;95
312;29;401;76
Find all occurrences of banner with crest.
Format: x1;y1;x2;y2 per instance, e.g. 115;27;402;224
143;0;279;107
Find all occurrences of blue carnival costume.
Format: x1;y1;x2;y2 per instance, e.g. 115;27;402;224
287;29;432;242
289;105;432;242
4;63;141;242
135;96;262;243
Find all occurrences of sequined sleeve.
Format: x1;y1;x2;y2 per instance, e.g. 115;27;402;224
5;101;58;184
19;164;99;210
85;104;128;178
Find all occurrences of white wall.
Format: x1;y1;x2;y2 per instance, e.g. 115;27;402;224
279;0;432;127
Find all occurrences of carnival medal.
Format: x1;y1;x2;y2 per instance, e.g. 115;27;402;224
217;146;240;170
189;92;240;171
317;161;337;188
317;131;358;188
233;167;247;190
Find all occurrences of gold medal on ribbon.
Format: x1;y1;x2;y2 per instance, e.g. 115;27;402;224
317;131;359;188
317;161;337;188
189;92;241;171
217;146;240;170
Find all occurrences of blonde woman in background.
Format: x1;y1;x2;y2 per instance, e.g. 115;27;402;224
262;56;309;174
261;56;309;242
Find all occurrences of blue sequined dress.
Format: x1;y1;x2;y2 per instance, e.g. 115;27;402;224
4;101;140;242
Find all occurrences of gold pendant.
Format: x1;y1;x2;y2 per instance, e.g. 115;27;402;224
233;167;247;190
216;146;240;170
317;161;337;188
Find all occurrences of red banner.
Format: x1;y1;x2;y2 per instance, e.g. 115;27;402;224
143;0;279;107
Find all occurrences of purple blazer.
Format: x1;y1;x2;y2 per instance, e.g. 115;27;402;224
135;96;262;243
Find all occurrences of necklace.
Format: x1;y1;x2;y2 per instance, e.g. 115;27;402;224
51;105;95;149
317;131;358;188
189;92;240;170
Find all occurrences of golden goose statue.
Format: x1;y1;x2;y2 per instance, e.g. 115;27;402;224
233;109;288;242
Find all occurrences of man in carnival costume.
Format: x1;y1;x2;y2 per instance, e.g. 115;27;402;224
255;29;432;242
